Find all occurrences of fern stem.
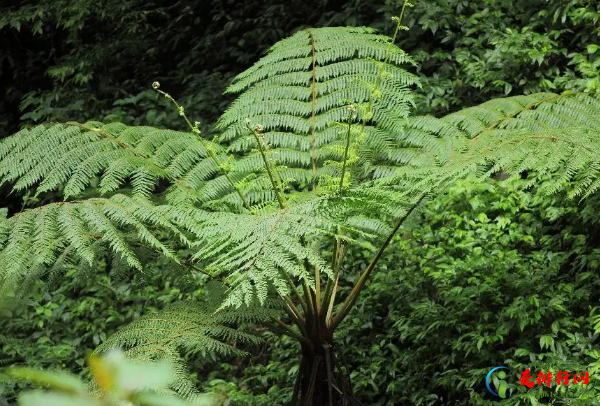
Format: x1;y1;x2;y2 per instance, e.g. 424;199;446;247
324;273;339;324
471;93;565;141
273;320;312;346
283;295;308;335
302;277;318;326
329;193;425;332
291;357;305;406
62;122;132;151
187;264;227;284
359;1;411;133
313;245;321;315
339;112;354;190
322;233;339;307
298;244;324;327
314;268;321;314
301;256;321;337
153;86;250;210
60;121;196;196
321;236;345;325
309;30;318;191
250;126;286;209
280;269;308;312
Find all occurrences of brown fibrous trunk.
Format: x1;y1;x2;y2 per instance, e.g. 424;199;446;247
293;334;355;406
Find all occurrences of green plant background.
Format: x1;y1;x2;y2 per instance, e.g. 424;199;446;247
3;178;600;405
2;0;600;405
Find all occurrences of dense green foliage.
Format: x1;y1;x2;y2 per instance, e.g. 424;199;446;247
2;1;600;405
342;179;600;405
4;179;600;405
200;179;600;405
2;0;600;136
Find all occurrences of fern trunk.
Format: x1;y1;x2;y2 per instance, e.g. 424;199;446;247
296;333;353;406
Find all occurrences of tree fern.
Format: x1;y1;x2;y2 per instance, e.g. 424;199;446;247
0;26;421;308
4;15;600;404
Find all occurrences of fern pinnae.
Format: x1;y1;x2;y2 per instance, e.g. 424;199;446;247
96;299;278;398
0;122;217;203
218;26;418;206
390;91;600;202
357;1;413;141
309;29;319;191
153;82;251;210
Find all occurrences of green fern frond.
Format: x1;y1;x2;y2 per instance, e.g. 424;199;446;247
96;300;280;398
0;122;253;209
217;26;419;195
0;195;190;295
185;186;407;308
0;122;181;197
393;92;600;199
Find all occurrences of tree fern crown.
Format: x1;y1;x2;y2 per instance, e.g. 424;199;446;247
217;26;420;188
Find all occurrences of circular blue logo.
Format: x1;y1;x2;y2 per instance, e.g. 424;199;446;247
486;366;510;397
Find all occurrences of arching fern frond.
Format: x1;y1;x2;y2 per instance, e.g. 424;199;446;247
393;92;600;199
0;122;190;197
217;26;420;195
0;194;190;295
188;186;410;308
96;299;281;398
0;122;249;209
